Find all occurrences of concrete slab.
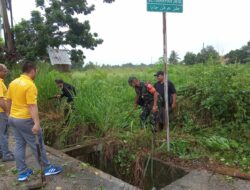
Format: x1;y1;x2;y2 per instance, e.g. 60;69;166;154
1;136;250;190
0;136;138;190
162;170;250;190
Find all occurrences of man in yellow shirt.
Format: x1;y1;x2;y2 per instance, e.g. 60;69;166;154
0;64;14;162
7;61;62;182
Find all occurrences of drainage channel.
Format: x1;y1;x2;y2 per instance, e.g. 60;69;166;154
63;143;189;190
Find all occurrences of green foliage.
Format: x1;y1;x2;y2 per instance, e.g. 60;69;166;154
82;62;97;71
103;0;116;3
14;11;48;61
35;0;44;7
178;65;250;126
225;41;250;64
171;64;250;170
0;37;7;63
71;50;85;69
225;49;248;64
196;45;220;64
97;187;107;190
35;62;68;108
183;46;220;65
156;138;202;159
168;50;180;64
0;37;4;46
170;139;190;158
14;0;116;62
10;62;249;172
184;52;197;65
202;136;231;151
114;149;136;176
10;167;18;175
70;68;139;132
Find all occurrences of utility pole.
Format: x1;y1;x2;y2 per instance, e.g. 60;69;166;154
0;0;14;53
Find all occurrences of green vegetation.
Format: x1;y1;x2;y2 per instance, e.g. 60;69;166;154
183;41;250;65
0;0;248;184
183;45;220;65
169;50;180;64
13;62;248;174
5;62;249;176
225;41;250;64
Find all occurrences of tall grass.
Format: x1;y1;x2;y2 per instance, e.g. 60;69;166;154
69;65;198;132
7;62;249;170
16;63;247;148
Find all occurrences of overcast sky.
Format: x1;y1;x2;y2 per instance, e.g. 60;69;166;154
12;0;250;65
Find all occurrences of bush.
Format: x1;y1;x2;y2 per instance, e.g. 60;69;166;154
178;65;250;126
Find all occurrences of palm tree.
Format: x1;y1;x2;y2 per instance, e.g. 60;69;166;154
169;50;180;64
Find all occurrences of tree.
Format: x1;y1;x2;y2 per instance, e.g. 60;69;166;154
14;0;115;64
83;61;96;70
224;49;247;64
184;52;197;65
14;12;48;61
0;0;15;53
71;49;85;69
224;41;250;64
241;41;250;63
196;45;220;64
168;50;180;64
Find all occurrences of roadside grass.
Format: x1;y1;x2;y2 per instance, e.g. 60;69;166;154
8;62;249;173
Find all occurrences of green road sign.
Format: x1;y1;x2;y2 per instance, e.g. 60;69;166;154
147;0;183;13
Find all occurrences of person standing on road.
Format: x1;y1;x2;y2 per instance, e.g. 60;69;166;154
0;64;14;162
154;71;177;130
128;76;162;132
7;61;62;182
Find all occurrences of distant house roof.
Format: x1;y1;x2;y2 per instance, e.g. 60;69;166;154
47;47;72;65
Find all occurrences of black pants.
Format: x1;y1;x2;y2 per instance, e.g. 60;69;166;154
140;104;160;132
159;106;172;130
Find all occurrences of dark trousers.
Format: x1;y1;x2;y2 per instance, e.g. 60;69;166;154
159;106;173;130
140;104;160;132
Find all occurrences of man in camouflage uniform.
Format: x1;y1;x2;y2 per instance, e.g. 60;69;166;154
128;76;162;132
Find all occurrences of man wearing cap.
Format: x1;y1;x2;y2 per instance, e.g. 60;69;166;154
154;71;176;130
128;76;162;132
7;61;62;182
0;64;14;162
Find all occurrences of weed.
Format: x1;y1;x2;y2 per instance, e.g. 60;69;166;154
7;63;249;172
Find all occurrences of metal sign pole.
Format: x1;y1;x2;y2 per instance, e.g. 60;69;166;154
163;12;170;151
148;0;183;152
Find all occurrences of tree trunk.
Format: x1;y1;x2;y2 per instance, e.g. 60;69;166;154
0;0;14;53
